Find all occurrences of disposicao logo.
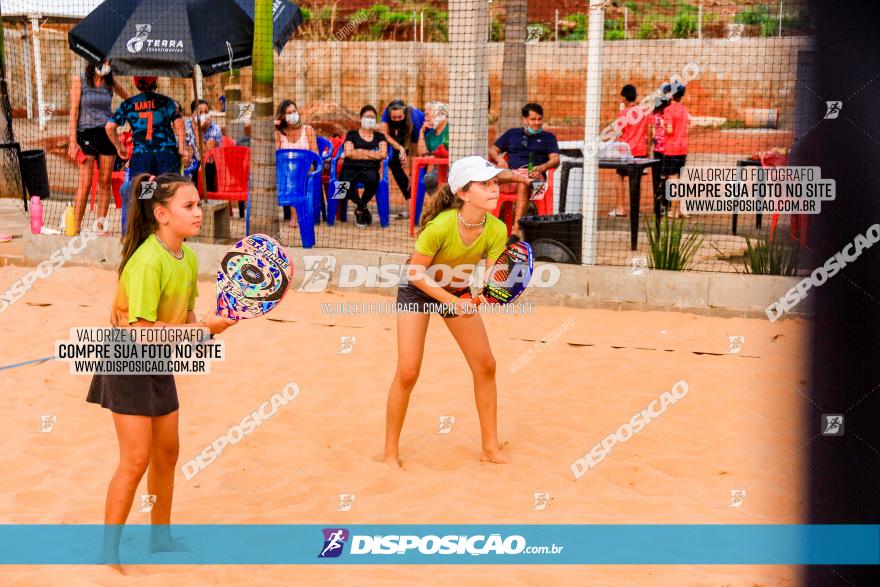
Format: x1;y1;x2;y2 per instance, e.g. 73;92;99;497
318;528;349;558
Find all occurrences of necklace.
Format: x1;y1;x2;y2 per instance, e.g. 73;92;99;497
154;233;184;260
458;212;486;229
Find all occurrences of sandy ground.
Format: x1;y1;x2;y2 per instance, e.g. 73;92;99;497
0;264;808;586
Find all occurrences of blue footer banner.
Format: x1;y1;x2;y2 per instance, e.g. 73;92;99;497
0;525;877;564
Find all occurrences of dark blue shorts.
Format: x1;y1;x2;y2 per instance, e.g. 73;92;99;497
130;150;181;177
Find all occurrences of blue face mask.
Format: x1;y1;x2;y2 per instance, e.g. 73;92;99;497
524;126;542;136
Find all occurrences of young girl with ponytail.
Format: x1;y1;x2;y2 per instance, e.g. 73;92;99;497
87;173;235;570
384;156;532;468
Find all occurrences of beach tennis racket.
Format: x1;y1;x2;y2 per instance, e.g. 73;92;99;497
216;234;292;320
477;241;534;305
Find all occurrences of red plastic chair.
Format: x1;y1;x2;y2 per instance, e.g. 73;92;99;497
493;166;555;235
203;146;250;205
221;136;237;147
763;152;807;245
88;131;131;210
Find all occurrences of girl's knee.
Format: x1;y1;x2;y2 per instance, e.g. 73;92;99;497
118;452;150;479
152;443;180;467
396;366;421;389
472;356;496;379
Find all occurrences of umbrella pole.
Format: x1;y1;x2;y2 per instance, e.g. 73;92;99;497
191;74;205;197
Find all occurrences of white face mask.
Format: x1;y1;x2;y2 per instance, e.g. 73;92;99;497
361;117;376;129
96;64;111;76
285;113;300;125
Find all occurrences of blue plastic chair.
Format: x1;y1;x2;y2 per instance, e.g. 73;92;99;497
326;148;391;227
316;136;333;161
276;149;323;248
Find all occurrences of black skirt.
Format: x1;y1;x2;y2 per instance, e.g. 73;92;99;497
87;374;179;417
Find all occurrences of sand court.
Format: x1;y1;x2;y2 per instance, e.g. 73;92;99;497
0;264;807;585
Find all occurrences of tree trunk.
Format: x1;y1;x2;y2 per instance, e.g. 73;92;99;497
448;0;490;161
249;0;278;235
499;0;529;132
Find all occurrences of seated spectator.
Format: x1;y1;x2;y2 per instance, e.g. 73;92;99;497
379;99;425;219
610;84;650;217
417;101;449;195
275;99;318;228
489;102;560;240
339;105;388;228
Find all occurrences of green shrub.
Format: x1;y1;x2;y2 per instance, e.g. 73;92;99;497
760;18;778;37
625;1;638;13
636;17;656;40
720;119;746;129
742;229;800;275
735;4;771;26
645;216;704;271
605;29;626;40
672;11;697;38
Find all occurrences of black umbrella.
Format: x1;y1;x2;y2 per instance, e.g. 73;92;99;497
68;0;303;77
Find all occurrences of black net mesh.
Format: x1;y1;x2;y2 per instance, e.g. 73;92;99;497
2;0;815;272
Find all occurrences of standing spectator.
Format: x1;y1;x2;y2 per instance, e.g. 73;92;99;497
649;95;671;214
183;99;224;202
340;105;388;228
105;76;188;179
416;101;450;196
68;59;129;234
379;99;425;218
610;84;650;217
662;84;691;218
275;99;318;228
489;102;560;241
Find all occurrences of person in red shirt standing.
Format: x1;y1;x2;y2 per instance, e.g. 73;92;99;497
610;84;650;217
661;84;691;218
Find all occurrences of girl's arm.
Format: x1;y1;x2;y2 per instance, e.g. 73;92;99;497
417;126;428;156
114;81;130;101
274;129;282;150
128;312;235;334
306;125;318;153
496;169;531;187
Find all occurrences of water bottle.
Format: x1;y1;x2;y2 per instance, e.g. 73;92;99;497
64;206;76;236
30;196;43;234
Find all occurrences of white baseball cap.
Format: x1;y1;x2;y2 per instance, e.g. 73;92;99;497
448;156;505;193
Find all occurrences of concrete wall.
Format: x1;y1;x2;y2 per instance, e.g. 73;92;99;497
21;232;812;320
2;22;809;131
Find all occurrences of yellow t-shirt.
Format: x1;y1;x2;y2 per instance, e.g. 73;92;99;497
415;209;507;290
111;234;198;326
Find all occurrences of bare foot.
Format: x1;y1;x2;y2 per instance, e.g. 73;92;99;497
480;449;511;464
382;454;403;469
148;537;191;553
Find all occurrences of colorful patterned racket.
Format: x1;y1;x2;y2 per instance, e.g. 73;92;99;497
479;241;534;304
216;234;292;320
